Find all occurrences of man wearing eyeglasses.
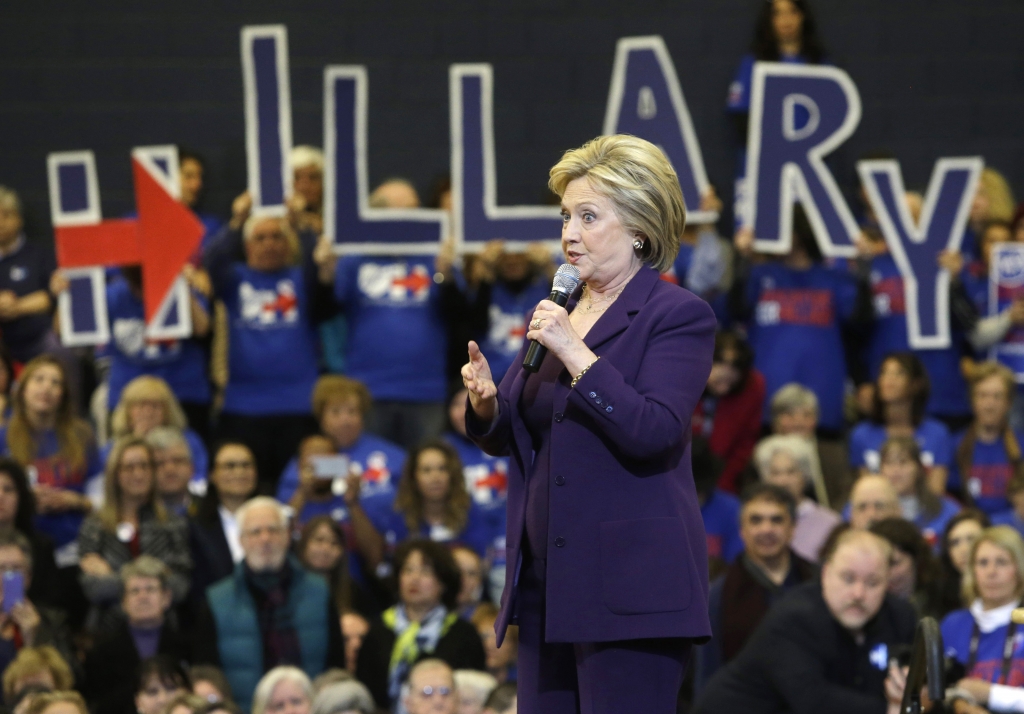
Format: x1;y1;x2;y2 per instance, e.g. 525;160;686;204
193;497;345;712
404;659;459;714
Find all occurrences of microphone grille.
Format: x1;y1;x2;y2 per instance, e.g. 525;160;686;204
552;264;581;294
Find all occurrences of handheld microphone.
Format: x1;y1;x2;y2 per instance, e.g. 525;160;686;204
523;264;581;373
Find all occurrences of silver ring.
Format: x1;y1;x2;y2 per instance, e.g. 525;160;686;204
531;318;542;330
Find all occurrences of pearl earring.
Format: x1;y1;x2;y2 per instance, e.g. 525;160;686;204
633;238;644;250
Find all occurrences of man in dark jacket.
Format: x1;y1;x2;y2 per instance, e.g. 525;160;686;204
193;497;344;711
695;483;817;691
83;555;190;714
693;529;916;714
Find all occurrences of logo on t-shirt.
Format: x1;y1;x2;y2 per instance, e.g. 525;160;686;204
358;263;432;304
464;461;508;506
239;279;299;326
9;265;26;282
487;305;527;353
871;274;906;317
358;450;394;497
113;318;181;360
869;643;889;671
756;288;834;327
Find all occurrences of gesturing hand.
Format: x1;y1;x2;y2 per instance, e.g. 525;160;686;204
462;341;497;423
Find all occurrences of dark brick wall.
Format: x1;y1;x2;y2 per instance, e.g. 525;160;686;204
2;0;1022;238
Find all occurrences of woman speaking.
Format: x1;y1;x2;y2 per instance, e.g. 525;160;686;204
462;135;717;713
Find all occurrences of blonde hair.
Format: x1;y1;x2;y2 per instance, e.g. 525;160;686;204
252;667;312;714
979;167;1016;223
290;145;324;172
962;526;1024;606
98;436;166;531
110;376;188;438
548;135;686;272
25;692;87;714
3;647;74;702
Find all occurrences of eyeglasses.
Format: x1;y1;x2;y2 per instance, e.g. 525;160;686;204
414;686;452;698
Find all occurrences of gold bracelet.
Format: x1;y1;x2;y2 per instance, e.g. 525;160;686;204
571;357;600;389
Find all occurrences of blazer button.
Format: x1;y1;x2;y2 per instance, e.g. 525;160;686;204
554;537;566;547
595;397;603;405
605;405;613;413
554;412;564;422
554;475;565;486
589;391;597;399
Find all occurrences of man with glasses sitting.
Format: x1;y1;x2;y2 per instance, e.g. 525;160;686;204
404;659;459;714
193;497;344;711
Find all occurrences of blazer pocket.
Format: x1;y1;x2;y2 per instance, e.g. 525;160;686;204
599;517;692;615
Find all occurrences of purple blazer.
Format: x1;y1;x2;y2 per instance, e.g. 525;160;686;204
467;266;716;645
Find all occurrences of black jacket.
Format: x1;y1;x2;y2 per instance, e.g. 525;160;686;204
83;618;191;714
693;581;916;714
356;615;486;709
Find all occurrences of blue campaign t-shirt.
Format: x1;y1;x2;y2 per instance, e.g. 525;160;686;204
947;430;1024;516
700;489;742;565
275;431;407;504
334;256;447;403
370;500;496;559
0;237;57;361
0;426;102;548
105;279;211;409
942;608;1024;687
848;419;953;472
992;509;1024;538
478;279;550;385
215;263;320;415
745;262;859;431
443;431;509;513
865;254;970;419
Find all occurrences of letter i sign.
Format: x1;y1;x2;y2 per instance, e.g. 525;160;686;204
47;146;205;346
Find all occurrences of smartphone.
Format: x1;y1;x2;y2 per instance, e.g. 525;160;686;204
3;571;24;613
311;455;350;480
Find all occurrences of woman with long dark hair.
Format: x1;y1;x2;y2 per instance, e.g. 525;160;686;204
0;459;58;607
937;509;990;617
296;516;374;617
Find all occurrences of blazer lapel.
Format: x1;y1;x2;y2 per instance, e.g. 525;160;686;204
580;266;661;352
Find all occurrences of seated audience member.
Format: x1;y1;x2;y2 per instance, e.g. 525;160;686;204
370;441;494;561
357;539;485;709
693;530;916;714
754;434;841;563
196;700;242;714
310;680;374;714
276;376;406;506
848;474;901;530
296;516;374;617
323;180;453;450
693;436;742;576
2;647;73;707
454;670;497;714
284;435;351;525
24;692;89;714
189;666;233;706
84;557;190;714
163;693;208;714
444;387;509;600
452;546;484;620
941;526;1024;713
78;437;190;628
0;187;58;364
878;436;961;546
481;683;516;714
203;214;328;492
251;668;312;714
0;347;13;427
193;497;344;711
0;355;100;564
692;330;765;494
310;669;351;694
869;518;942;619
938;509;991;617
106;376;208;486
994;466;1024;536
0;459;59;608
188;442;257;602
340;611;369;674
403;659;458;714
97;268;212;443
135;657;191;714
849;352;953;493
770;383;850;507
470;604;517;685
696;484;816;692
0;532;75;678
951;363;1022;515
146;427;198;517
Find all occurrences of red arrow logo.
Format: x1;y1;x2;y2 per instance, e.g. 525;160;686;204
54;157;205;324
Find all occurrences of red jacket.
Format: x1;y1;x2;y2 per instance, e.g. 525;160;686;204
693;370;766;493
